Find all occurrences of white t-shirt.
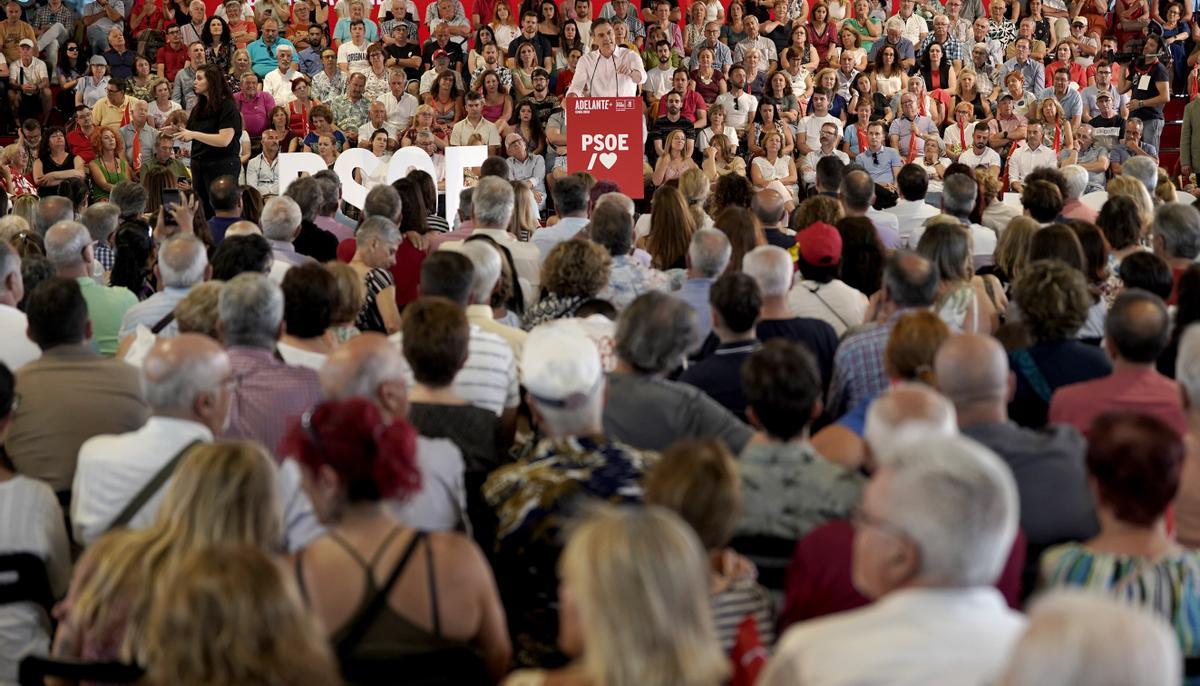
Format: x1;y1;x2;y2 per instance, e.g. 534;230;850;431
337;40;370;75
959;146;1002;171
797;113;842;152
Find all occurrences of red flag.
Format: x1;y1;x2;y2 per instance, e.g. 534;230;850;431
730;615;769;686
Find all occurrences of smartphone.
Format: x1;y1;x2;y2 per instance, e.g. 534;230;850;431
161;188;183;226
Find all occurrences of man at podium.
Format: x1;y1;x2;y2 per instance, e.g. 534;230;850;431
567;19;646;98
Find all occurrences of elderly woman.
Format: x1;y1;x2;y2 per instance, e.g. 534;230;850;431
1038;413;1200;675
1007;259;1113;428
348;216;402;334
504;507;728;686
522;239;612;330
283;397;511;683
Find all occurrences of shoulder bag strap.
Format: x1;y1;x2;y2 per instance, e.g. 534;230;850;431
149;310;176;334
1011;348;1053;404
805;282;852;329
106;438;203;533
336;530;427;660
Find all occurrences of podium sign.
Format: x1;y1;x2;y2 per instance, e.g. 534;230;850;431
568;97;645;199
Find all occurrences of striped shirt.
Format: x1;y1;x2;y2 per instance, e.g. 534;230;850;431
713;576;776;653
1040;544;1200;681
0;474;71;684
391;325;519;416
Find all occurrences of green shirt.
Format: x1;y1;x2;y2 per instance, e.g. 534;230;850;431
77;276;137;357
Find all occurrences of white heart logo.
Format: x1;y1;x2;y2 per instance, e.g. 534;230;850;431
598;152;618;169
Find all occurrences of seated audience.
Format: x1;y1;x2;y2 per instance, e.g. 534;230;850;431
6;277;148;497
484;323;654;667
764;431;1025;685
1049;289;1186;438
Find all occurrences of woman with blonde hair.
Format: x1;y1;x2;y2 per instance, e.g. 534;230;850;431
1034;97;1074;153
679;168;715;232
1156;169;1178;204
952;69;991;120
651;130;698;186
143;545;340;686
1105;175;1154;231
504;506;728;686
701;133;746;181
54;442;282;667
979;170;1020;233
508;180;540;242
987;216;1040;290
639;185;697;271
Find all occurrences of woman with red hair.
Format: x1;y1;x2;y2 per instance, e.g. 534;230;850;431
282;397;511;684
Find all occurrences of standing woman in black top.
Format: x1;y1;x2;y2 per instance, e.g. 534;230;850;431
170;63;242;217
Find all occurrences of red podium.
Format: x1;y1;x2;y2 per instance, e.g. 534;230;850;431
567;97;646;199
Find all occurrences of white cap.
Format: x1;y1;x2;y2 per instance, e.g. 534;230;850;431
522;322;603;407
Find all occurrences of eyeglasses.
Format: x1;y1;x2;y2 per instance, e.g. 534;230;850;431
66;46;78;51
871;151;879;164
850;506;912;542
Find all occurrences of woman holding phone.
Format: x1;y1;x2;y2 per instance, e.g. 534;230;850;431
168;63;242;216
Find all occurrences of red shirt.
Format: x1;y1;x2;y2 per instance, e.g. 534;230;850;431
155;42;189;82
1048;366;1188;438
388;239;427;307
554;69;574;97
652;89;708;121
778;520;1026;632
66;128;95;163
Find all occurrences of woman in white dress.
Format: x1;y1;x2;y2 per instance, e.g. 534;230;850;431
750;130;799;208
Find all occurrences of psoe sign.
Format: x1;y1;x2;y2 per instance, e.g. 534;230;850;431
278;145;488;225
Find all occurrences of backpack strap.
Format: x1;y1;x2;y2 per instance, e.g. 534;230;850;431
106;439;203;533
336;530;427;661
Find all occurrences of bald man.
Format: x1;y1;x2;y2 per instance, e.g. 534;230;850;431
936;333;1098;593
318;332;468;532
752;190;794;251
225;220;264;238
72;334;233;545
1048;289;1186;437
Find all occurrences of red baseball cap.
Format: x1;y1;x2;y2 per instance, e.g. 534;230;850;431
797;221;842;266
432;49;450;60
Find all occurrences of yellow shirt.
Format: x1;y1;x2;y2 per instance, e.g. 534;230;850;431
92;96;143;129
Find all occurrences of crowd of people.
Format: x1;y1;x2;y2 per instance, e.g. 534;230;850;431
1;0;1200;684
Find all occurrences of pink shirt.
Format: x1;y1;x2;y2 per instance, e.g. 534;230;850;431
1061;199;1099;224
1048;366;1188;438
